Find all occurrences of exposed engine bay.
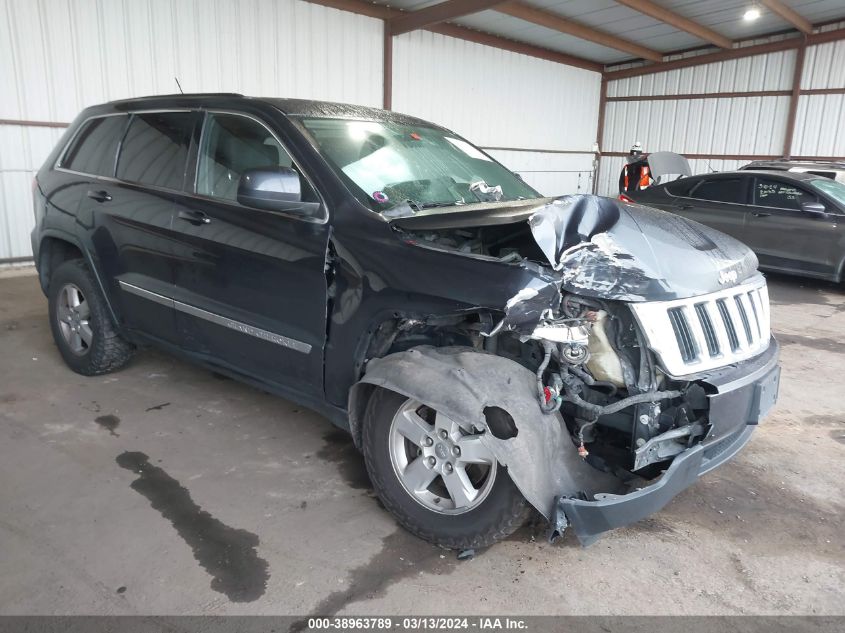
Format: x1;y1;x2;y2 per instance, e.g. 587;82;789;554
366;292;707;480
351;195;778;544
383;196;761;476
498;296;706;477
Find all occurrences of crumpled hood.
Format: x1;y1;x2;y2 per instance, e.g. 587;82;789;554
529;195;759;301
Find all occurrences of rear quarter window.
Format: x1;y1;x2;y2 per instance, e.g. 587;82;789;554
60;115;128;176
665;178;699;197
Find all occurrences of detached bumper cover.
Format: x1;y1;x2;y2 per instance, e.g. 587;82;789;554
559;338;780;546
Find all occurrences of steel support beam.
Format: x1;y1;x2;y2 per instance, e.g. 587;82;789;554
614;0;733;49
389;0;510;36
783;41;808;158
495;3;663;62
761;0;813;35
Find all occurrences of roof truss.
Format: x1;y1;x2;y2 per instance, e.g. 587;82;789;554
495;2;664;62
388;0;511;36
761;0;813;35
613;0;733;49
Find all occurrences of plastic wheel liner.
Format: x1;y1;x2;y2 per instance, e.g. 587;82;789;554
350;346;624;526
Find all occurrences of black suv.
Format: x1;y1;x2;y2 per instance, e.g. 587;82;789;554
32;94;780;548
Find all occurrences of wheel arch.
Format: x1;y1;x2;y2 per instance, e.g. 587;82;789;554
37;232;120;326
348;346;622;520
836;250;845;284
37;233;83;294
343;307;499;422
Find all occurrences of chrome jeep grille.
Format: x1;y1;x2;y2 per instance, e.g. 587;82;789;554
629;276;771;377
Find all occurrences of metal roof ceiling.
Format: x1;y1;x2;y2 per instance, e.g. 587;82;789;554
378;0;845;65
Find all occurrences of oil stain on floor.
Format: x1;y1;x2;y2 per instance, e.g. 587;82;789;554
116;451;269;602
316;429;372;490
291;529;456;631
95;414;120;436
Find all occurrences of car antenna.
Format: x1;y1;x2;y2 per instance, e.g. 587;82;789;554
705;159;716;173
174;77;184;94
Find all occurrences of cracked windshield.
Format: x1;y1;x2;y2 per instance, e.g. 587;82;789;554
302;118;541;213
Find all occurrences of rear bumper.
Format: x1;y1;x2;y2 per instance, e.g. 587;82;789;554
559;339;780;546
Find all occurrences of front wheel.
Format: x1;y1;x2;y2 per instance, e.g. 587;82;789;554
362;388;530;549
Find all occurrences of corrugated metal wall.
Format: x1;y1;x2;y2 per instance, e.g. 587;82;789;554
9;1;842;259
598;49;797;195
0;0;384;262
599;35;845;196
392;30;601;197
793;37;845;157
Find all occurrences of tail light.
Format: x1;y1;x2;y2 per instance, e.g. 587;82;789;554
618;193;635;203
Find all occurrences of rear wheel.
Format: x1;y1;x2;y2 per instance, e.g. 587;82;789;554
362;388;530;549
48;259;134;375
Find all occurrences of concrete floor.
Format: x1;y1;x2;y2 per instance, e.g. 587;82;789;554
0;269;843;616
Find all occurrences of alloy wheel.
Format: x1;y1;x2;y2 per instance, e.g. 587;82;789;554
56;283;93;355
388;399;497;514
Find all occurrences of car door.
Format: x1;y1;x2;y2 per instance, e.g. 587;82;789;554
744;176;842;277
669;175;753;244
167;110;330;398
71;111;200;345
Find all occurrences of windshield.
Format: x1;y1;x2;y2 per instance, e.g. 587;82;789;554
808;177;845;207
300;118;540;212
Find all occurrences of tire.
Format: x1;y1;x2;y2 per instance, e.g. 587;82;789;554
48;259;134;375
362;388;531;549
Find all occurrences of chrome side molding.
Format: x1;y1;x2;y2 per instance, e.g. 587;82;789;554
118;280;312;354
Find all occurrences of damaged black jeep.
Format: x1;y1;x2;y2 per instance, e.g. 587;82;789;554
32;95;780;549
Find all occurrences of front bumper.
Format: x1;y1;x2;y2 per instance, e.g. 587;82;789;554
558;338;780;546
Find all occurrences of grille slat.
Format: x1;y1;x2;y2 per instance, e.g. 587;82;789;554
734;294;754;345
668;307;698;362
716;299;740;351
629;278;771;376
747;290;762;338
694;303;720;357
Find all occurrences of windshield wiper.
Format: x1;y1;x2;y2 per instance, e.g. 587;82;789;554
404;200;464;211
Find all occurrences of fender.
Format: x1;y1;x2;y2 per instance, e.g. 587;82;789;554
38;229;121;327
348;346;622;519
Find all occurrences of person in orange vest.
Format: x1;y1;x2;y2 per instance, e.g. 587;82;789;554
619;142;652;194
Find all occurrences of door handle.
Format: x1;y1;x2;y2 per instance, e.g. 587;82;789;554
677;203;694;210
177;210;211;225
752;211;771;217
86;189;112;203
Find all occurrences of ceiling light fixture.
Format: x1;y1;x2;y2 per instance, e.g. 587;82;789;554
744;3;761;22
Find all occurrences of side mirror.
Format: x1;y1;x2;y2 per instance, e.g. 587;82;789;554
802;201;827;217
237;167;301;211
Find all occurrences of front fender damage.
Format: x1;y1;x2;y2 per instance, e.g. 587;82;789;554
349;346;623;535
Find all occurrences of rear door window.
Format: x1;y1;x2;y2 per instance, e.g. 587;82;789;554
116;112;197;190
60;115;128;177
690;178;748;204
754;178;816;210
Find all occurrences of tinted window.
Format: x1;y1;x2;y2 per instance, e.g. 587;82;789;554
690;178;747;204
754;179;815;210
61;116;128;176
196;113;315;203
116;112;196;190
665;177;700;197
